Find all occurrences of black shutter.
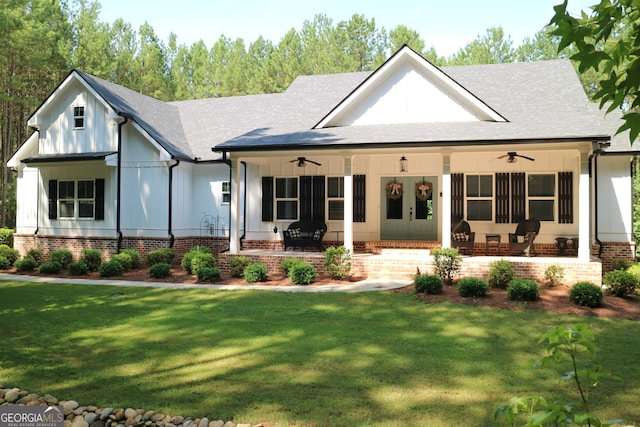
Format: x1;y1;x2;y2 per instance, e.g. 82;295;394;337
511;172;526;223
299;176;312;221
558;171;573;223
312;175;325;222
95;179;105;220
48;180;58;220
495;173;510;223
451;173;464;222
353;174;366;222
261;176;274;222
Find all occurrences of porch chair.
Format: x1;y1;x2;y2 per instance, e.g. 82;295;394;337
508;219;540;257
451;220;475;255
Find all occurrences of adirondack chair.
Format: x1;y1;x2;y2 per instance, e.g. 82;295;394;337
508;219;540;256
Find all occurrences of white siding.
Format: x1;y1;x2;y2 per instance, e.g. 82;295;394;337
15;167;39;234
597;155;633;242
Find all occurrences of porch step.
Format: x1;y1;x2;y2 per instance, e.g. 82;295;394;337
379;249;431;257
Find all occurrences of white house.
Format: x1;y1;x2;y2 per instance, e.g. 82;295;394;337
8;46;639;274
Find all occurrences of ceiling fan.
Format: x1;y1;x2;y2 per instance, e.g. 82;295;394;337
289;156;321;167
497;152;535;163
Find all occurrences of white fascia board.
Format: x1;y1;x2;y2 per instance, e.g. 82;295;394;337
8;132;38;168
130;121;172;161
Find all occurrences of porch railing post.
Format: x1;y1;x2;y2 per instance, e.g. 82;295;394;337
344;156;354;253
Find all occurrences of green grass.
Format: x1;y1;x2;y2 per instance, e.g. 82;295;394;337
0;281;639;426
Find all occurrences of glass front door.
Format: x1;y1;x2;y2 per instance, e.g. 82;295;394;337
380;176;438;240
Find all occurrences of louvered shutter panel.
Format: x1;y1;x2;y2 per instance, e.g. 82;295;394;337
48;180;58;220
558;171;573;223
312;176;325;222
495;173;510;223
95;179;105;220
451;173;464;221
511;172;526;223
261;176;274;222
353;174;366;222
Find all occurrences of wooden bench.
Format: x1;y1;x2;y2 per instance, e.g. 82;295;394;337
282;221;327;251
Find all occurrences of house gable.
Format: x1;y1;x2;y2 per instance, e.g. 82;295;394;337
315;45;507;129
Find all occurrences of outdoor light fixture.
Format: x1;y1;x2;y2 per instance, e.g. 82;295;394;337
399;155;408;172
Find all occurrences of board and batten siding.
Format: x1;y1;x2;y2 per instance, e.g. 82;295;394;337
597;155;634;242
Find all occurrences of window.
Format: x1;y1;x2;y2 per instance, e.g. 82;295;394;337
327;176;344;220
221;181;231;204
58;180;95;219
275;177;297;220
73;106;85;128
466;175;493;221
528;174;555;221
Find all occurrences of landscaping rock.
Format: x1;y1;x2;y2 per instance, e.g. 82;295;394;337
4;388;21;403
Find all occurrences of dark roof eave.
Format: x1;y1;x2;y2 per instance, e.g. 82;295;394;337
22;151;117;164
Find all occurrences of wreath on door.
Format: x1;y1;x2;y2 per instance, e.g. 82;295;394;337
415;180;433;201
386;181;403;200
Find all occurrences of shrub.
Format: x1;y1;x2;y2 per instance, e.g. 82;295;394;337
146;248;175;266
627;263;640;281
190;252;216;276
50;249;73;268
39;261;63;274
324;246;352;280
507;279;540;301
149;262;171;278
243;262;268;283
79;248;102;271
457;277;489;297
14;257;38;272
432;247;462;286
68;260;90;276
289;262;318;285
99;259;124;277
111;253;133;271
281;257;304;275
120;249;142;268
0;228;13;247
0;256;12;270
611;258;631;271
230;255;250;277
414;274;444;294
0;244;20;265
26;249;44;265
197;267;222;282
181;246;212;274
487;259;514;289
544;264;565;287
569;282;604;307
602;269;638;297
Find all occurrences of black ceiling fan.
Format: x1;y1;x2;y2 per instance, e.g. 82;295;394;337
289;156;321;167
497;152;535;163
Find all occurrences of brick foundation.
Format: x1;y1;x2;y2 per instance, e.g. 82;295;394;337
597;241;636;272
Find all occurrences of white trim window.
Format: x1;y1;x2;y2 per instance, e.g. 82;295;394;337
327;176;344;220
528;174;555;221
275;177;298;220
58;180;95;219
73;106;85;129
466;174;493;221
221;181;231;204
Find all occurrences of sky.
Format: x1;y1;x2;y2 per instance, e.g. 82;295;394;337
97;0;595;56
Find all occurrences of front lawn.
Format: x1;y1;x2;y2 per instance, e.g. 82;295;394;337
0;281;638;426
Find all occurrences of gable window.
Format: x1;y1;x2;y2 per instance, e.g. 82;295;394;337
466;175;493;221
221;181;231;204
58;180;95;219
528;174;555;221
275;177;298;220
327;176;344;220
73;106;85;129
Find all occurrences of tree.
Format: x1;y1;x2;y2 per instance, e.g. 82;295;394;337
549;0;640;143
333;14;387;72
68;0;112;76
447;26;515;65
515;28;563;62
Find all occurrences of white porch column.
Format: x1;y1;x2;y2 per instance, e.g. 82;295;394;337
343;156;354;253
229;156;241;254
578;151;590;260
442;154;452;248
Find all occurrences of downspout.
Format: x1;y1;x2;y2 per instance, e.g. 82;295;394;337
241;160;247;244
116;112;132;253
168;158;180;248
590;145;605;258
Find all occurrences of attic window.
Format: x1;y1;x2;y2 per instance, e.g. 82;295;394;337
73;106;85;129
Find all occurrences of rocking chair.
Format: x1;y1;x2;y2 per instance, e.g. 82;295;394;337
451;220;475;255
508;219;540;256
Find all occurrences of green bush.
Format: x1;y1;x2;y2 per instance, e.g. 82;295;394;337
50;249;73;268
243;262;268;283
181;246;212;274
487;259;514;289
414;274;444;294
14;257;38;272
569;282;604;307
432;247;462;286
0;228;14;247
0;244;20;265
26;249;44;265
611;258;631;271
120;249;142;268
0;256;12;270
544;264;565;287
111;252;133;271
289;262;318;285
323;246;352;280
230;256;250;277
149;262;171;278
68;260;90;276
457;277;489;297
627;262;640;281
146;248;176;266
39;261;63;274
79;249;102;271
190;252;216;276
507;279;540;301
197;267;222;282
602;269;638;297
99;259;124;277
281;257;304;275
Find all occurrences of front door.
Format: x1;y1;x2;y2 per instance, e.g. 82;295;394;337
380;176;438;240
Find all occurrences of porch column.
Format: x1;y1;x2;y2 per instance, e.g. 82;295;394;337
229;156;241;254
578;151;590;261
343;156;354;253
442;154;452;248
